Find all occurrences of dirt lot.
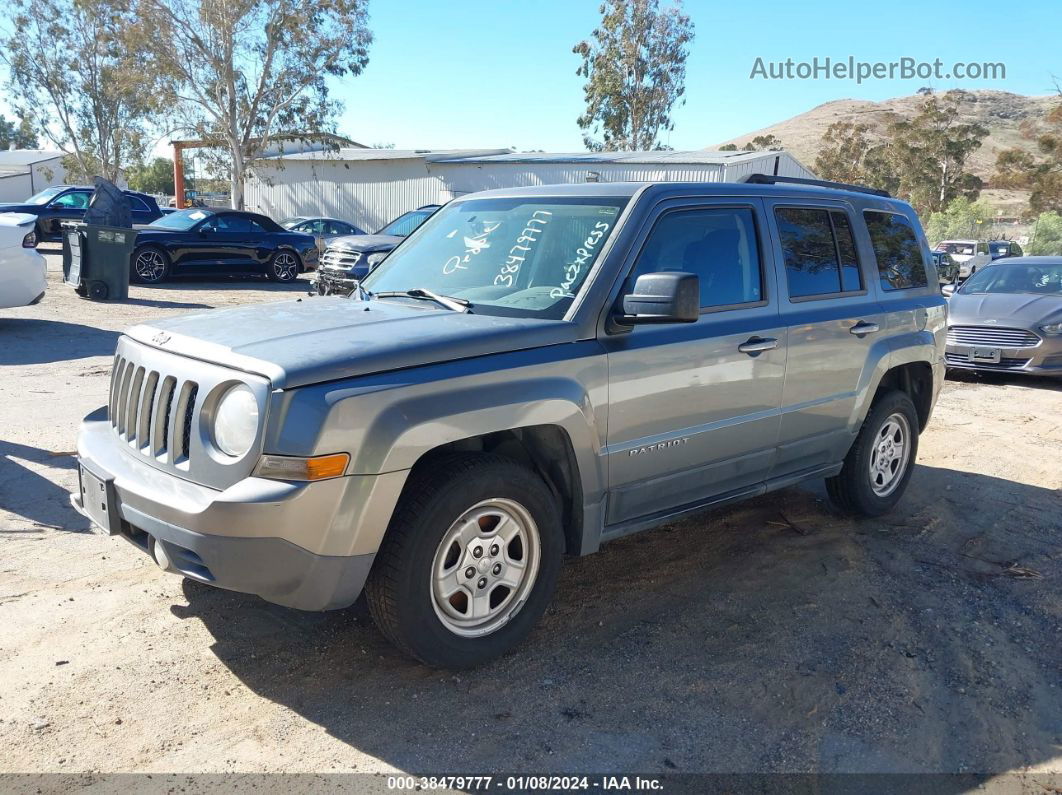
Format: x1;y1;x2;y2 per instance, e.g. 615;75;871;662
1;252;1060;778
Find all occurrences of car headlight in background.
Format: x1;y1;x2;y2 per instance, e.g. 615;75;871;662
1039;322;1062;336
212;384;259;457
366;251;389;270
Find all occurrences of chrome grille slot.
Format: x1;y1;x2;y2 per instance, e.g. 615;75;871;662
109;356;125;424
124;366;145;444
171;381;199;465
137;371;159;450
947;326;1040;348
152;376;177;458
115;361;134;435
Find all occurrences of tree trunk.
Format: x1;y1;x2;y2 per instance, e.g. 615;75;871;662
230;145;245;210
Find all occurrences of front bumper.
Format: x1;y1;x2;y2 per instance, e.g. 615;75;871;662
310;266;366;296
944;340;1062;376
73;415;407;610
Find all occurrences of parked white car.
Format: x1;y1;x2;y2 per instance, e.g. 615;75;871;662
934;240;992;279
0;213;47;309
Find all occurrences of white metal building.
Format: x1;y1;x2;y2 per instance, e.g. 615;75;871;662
0;150;67;202
244;148;815;232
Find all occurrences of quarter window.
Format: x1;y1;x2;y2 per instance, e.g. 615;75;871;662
631;207;764;309
126;195;150;212
775;207;863;298
864;211;928;290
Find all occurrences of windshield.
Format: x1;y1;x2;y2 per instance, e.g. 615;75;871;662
280;217;303;228
960;263;1062;295
936;242;976;256
362;196;627;319
148;208;213;231
377;208;436;237
25;186;67;205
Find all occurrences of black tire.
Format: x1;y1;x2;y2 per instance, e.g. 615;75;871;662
130;246;170;284
826;390;920;517
365;453;564;668
267;250;300;282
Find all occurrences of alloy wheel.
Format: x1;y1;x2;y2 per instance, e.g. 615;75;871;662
273;252;298;281
134;249;166;282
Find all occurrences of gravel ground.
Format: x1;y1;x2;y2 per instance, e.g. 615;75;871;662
1;252;1060;778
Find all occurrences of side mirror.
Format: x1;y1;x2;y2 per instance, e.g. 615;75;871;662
942;283;956;297
617;271;700;325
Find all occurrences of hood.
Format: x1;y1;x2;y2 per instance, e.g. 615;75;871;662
125;297;577;388
0;204;39;215
326;233;402;253
949;292;1062;328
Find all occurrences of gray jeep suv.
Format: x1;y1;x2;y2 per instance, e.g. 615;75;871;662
73;176;946;668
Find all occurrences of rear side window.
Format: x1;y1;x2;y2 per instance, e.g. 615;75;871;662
126;195;150;212
864;211;928;291
775;207;863;298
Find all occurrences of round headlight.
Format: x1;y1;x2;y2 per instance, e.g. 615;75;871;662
213;384;259;457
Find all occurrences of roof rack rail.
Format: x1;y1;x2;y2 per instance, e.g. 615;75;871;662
740;173;891;198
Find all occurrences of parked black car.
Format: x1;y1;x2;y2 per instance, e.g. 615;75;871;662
312;204;441;295
0;185;163;242
129;208;319;284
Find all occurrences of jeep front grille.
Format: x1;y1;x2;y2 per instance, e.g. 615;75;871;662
109;355;199;465
105;336;271;489
946;326;1040;348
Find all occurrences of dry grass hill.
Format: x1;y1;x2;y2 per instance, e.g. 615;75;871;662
711;90;1058;215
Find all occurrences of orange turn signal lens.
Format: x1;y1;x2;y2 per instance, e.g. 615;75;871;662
254;453;350;481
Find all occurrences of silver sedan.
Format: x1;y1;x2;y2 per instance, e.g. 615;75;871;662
944;256;1062;376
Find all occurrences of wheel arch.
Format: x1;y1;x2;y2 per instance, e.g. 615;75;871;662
405;425;586;557
870;361;935;431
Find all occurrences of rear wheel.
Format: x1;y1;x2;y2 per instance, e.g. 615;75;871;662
826;390;919;517
131;246;169;284
365;453;563;668
267;250;300;282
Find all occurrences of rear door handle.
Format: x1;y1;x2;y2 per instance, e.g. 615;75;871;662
849;321;880;336
738;336;779;354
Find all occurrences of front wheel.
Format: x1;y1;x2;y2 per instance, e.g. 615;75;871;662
365;453;564;668
826;390;919;517
267;250;300;282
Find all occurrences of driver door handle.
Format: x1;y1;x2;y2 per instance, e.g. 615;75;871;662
849;321;880;336
738;336;779;354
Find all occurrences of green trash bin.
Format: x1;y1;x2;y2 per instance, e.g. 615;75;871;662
62;222;138;301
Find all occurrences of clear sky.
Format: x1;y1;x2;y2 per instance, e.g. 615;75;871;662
2;0;1057;158
333;0;1059;152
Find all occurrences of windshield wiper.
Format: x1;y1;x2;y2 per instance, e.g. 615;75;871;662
373;288;472;312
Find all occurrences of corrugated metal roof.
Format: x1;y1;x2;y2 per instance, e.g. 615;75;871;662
0;149;64;168
424;149;789;165
257;147;511;162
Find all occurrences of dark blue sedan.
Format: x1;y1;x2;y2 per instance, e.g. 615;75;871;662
130;208;319;284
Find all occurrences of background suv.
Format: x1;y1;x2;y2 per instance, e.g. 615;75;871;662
0;185;163;242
